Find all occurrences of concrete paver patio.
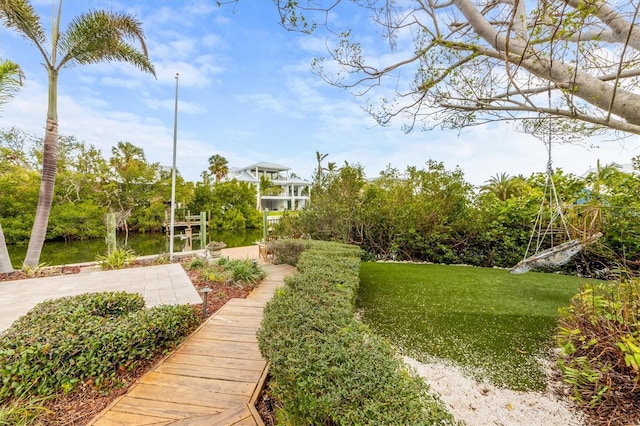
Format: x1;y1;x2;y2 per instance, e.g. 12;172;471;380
0;245;262;332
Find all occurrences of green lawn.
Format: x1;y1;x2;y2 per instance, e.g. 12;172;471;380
357;262;595;390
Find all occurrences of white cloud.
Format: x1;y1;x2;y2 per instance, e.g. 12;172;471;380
99;77;142;90
235;93;305;119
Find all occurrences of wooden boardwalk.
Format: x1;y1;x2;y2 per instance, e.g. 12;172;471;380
89;263;294;426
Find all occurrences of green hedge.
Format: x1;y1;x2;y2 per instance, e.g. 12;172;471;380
0;292;200;398
257;241;459;425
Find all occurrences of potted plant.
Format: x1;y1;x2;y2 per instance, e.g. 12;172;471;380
206;241;226;259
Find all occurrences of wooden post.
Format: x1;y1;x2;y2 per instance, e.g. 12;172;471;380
106;213;117;254
200;211;207;249
185;227;192;252
263;210;268;243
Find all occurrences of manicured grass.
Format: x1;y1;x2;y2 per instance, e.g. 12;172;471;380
357;262;596;390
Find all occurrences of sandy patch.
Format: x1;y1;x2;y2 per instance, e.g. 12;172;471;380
404;356;586;426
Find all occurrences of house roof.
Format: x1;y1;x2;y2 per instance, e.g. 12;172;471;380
243;162;291;172
232;170;259;183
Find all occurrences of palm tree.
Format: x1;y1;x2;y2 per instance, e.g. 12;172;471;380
0;0;155;267
258;175;277;211
110;141;147;180
208;154;228;183
480;173;525;201
0;59;23;273
314;151;328;183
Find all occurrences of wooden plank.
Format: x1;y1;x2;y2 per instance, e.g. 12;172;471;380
225;299;266;308
89;263;293;425
92;410;173;425
199;320;260;332
178;341;263;361
192;330;258;343
168;405;254;426
217;305;264;316
204;322;260;334
140;372;256;397
165;352;265;371
110;397;222;420
209;314;263;327
126;383;247;408
232;416;259;426
155;362;263;383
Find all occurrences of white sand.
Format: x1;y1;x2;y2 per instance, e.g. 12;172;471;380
404;356;586;426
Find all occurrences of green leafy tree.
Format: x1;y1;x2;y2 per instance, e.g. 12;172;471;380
0;128;40;245
209;181;261;230
0;0;155;267
276;1;640;137
299;163;367;243
108;142;163;239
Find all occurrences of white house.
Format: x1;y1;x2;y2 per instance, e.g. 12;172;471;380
227;162;311;211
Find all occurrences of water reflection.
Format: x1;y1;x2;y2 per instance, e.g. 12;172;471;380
6;228;263;267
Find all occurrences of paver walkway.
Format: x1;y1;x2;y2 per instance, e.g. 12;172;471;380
89;263;294;426
0;263;202;331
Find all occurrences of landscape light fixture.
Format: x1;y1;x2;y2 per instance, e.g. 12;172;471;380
201;286;212;318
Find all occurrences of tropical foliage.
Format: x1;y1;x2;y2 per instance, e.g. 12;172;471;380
557;278;640;423
0;129;193;245
208;154;229;183
287;159;640;274
0;128;265;258
0;58;23;109
0;0;155;267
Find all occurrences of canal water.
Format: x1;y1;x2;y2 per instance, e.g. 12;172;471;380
6;228;264;267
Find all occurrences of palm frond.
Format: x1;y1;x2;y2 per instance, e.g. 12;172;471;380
0;58;24;108
58;9;155;76
0;0;47;46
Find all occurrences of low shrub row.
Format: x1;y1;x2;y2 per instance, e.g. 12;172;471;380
257;240;458;425
556;279;640;424
0;292;200;398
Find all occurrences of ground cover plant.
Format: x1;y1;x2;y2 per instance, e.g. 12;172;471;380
0;254;265;424
357;262;595;390
556;278;640;425
258;240;459;425
0;292;200;423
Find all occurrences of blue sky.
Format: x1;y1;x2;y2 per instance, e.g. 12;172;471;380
0;0;637;185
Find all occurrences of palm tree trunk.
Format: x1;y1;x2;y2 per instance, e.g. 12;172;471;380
0;223;14;273
24;70;59;267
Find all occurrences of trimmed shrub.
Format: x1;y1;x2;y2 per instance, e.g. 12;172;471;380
0;292;200;398
556;279;640;423
258;241;458;425
267;239;311;266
